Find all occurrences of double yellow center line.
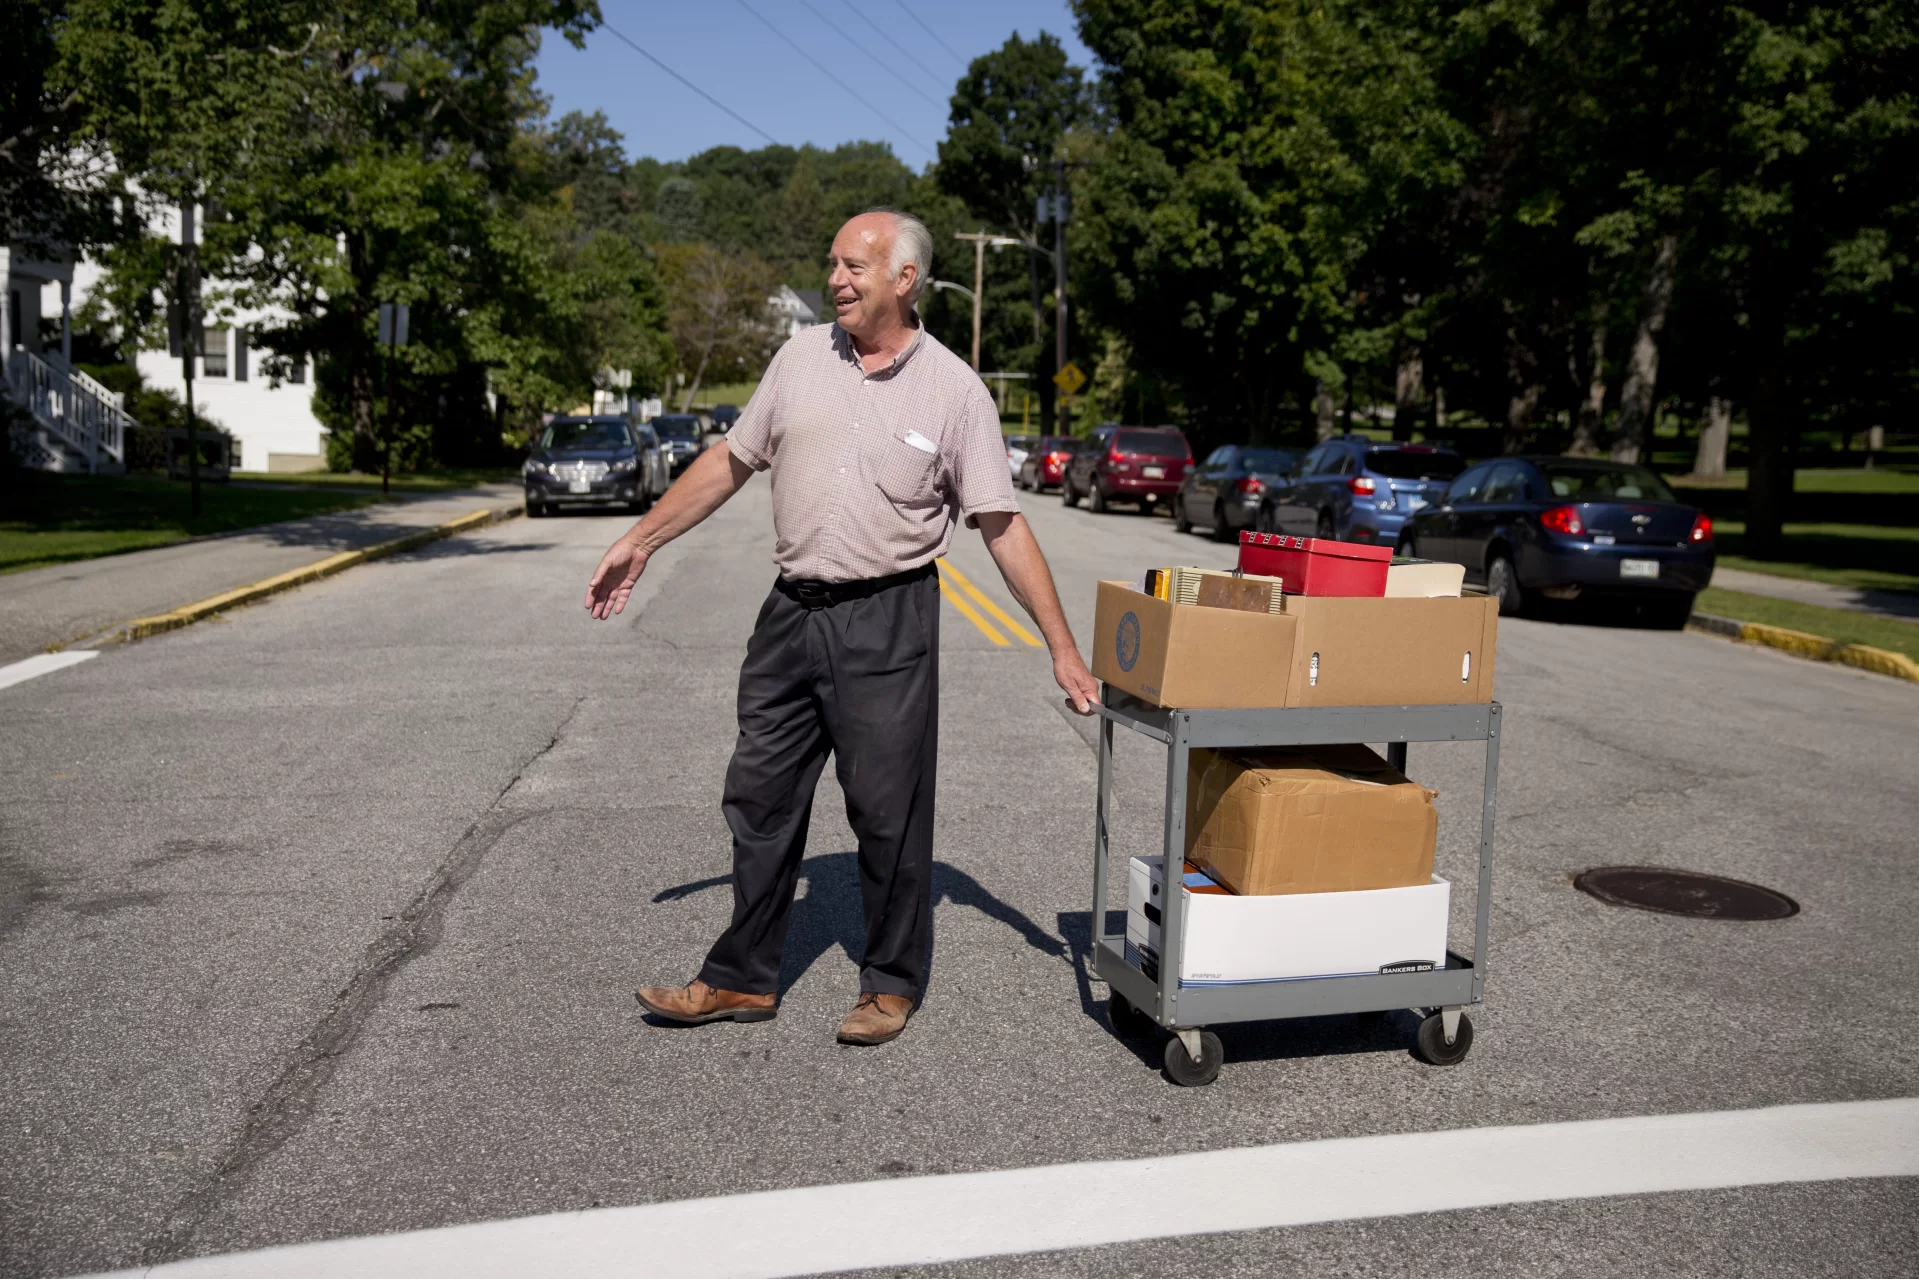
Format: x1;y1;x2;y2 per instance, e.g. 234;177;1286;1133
935;558;1043;648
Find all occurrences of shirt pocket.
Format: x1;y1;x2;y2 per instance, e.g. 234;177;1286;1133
872;431;942;506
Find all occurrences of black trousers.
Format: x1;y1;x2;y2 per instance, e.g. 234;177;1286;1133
697;565;939;1002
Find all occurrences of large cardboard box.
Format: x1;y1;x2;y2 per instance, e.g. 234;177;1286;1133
1184;744;1438;895
1126;856;1450;985
1091;581;1497;708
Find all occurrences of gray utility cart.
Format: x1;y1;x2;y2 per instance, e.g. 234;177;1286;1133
1090;689;1503;1086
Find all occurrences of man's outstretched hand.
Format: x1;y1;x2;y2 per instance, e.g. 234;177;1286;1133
1055;648;1100;716
585;536;649;620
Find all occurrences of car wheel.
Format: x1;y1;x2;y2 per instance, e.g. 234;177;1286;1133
1174;495;1193;534
1089;483;1109;514
1487;555;1526;617
1061;478;1077;507
525;499;546;519
1316;510;1336;541
1211;501;1234;542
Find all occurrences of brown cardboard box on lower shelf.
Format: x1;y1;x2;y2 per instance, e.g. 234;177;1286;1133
1184;744;1438;895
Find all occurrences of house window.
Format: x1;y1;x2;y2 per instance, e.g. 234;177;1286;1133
234;327;249;382
201;326;228;378
289;354;307;385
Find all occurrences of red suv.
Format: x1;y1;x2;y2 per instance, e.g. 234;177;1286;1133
1062;425;1193;514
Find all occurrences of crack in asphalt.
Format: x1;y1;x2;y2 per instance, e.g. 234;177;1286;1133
136;696;585;1268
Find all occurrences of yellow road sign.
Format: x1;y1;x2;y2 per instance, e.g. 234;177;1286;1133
1052;361;1087;395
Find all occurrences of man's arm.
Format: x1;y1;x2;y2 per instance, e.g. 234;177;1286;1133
975;511;1100;715
585;442;755;619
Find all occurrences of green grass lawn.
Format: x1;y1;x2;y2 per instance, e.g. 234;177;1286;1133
1;472;389;576
1696;586;1919;662
1674;466;1919;493
1706;520;1919;593
229;467;518;493
686;381;759;411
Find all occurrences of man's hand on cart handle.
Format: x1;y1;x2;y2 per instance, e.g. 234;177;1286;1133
1056;649;1099;715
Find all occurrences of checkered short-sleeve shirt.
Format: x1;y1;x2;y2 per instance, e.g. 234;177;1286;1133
725;322;1021;584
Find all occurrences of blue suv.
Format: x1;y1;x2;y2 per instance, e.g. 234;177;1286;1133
1256;438;1469;545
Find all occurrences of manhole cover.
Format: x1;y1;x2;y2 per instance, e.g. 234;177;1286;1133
1574;866;1799;920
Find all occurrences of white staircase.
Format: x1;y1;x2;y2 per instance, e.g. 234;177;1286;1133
6;348;134;473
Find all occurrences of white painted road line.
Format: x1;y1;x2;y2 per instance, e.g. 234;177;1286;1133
86;1098;1919;1278
0;650;98;692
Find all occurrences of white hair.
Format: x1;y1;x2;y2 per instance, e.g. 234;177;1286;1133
869;208;933;302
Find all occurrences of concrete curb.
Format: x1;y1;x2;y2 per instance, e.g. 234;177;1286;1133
79;503;524;649
1687;611;1919;684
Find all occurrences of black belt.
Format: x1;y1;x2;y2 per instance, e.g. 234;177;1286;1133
777;562;935;608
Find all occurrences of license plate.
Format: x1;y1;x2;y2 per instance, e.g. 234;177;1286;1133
1142;465;1164;479
568;479;591;494
1620;558;1660;579
1404;495;1427;512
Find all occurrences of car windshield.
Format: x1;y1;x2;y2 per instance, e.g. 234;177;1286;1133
1240;448;1295;473
1116;429;1187;456
1538;463;1677;502
652;416;702;440
1007;436;1039;451
1365;449;1466;480
542;420;630;451
1041;436;1074;452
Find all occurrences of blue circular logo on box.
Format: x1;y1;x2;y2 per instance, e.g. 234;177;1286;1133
1115;611;1141;672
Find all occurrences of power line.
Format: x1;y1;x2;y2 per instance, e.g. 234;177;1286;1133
891;0;967;70
840;0;947;85
737;0;935;160
598;20;782;148
793;0;943;111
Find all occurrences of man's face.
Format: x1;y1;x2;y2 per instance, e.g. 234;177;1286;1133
827;215;913;338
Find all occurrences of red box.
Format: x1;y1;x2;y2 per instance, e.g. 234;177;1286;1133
1237;532;1391;596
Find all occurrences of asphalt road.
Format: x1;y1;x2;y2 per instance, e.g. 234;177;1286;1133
2;476;1915;1277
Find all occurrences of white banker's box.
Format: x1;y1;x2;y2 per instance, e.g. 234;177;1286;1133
1124;855;1449;985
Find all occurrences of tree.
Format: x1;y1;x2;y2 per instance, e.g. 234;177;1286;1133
937;32;1091;429
658;243;777;410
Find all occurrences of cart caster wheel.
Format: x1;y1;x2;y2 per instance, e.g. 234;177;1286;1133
1415;1011;1474;1066
1163;1030;1224;1087
1108;991;1154;1039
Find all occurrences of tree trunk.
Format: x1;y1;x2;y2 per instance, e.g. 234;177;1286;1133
1569;319;1607;455
1314;381;1337;441
1745;367;1793;556
680;342;714;412
1611;234;1678;464
1505;385;1541;454
1393;350;1422;442
1692;396;1730;478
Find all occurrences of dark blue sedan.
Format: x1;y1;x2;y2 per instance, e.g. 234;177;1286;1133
1398;457;1715;625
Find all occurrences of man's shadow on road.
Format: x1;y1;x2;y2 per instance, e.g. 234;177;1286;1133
652;853;1068;1008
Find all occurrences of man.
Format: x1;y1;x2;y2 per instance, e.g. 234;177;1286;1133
585;210;1099;1047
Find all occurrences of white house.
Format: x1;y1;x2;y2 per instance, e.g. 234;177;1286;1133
68;203;330;473
768;285;822;340
4;243;136;473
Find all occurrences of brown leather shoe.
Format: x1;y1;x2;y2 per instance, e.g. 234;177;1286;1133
836;992;913;1045
634;979;776;1024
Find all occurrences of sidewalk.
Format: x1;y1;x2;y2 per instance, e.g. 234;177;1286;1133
1710;566;1919;621
0;483;521;662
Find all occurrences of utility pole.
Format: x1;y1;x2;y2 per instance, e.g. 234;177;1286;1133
178;200;202;520
952;230;1023;373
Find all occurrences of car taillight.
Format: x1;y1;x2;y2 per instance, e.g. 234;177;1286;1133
1236;476;1265;496
1540;505;1585;535
1690;513;1713;544
1349;476;1376;496
1047;451;1070;465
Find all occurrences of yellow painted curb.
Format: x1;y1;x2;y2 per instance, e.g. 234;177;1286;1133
98;503;523;646
1691;612;1919;684
1832;643;1919;682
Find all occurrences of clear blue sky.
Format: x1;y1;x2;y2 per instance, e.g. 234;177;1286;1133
534;1;1097;166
